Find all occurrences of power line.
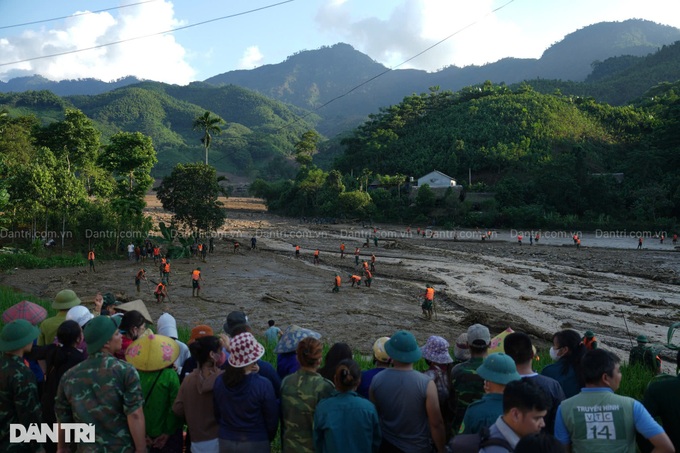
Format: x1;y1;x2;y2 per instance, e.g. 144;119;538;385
0;0;162;30
278;0;516;132
0;0;295;68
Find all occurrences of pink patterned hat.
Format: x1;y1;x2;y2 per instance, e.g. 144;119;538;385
229;332;265;368
421;335;453;364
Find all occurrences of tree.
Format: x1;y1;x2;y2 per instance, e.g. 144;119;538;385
101;132;157;204
192;111;224;165
156;163;227;233
294;130;321;165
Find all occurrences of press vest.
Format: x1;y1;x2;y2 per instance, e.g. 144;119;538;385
560;389;636;453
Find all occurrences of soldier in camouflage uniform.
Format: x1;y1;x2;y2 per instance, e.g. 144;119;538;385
451;323;491;433
0;319;42;452
281;336;334;453
628;334;661;374
55;316;146;453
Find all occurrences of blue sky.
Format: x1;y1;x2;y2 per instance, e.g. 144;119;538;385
1;0;679;84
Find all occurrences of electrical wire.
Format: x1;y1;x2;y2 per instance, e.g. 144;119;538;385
277;0;515;131
0;0;162;30
0;0;295;68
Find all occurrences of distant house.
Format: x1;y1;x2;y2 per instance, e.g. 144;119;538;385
416;170;456;189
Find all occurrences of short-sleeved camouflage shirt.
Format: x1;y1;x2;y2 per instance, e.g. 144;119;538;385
55;352;144;453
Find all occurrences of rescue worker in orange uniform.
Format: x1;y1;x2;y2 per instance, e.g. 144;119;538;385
333;275;341;293
87;249;96;272
348;274;361;287
155;282;169;303
314;249;320;265
191;267;202;297
295;245;300;258
340;243;346;259
422;286;435;319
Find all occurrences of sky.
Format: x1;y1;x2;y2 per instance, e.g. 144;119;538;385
0;0;679;84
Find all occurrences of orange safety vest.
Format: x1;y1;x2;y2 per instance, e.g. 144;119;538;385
583;336;597;350
351;275;361;282
164;263;170;273
198;244;203;251
88;251;95;260
295;246;300;252
363;261;368;269
335;276;341;286
155;283;165;294
153;247;160;256
192;270;201;280
314;250;319;257
161;257;166;265
340;244;345;251
425;288;434;301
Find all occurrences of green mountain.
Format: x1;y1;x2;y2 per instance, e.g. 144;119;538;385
205;20;680;133
0;83;319;177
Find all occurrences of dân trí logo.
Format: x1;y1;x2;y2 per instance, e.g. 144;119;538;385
10;423;95;443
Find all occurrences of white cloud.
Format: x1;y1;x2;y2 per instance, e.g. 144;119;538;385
315;0;549;71
238;46;264;69
0;1;195;84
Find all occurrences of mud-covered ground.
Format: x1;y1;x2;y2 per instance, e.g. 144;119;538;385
3;198;679;366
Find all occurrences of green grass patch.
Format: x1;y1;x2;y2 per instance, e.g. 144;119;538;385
0;253;85;272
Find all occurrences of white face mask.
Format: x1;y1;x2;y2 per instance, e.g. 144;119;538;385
549;347;561;361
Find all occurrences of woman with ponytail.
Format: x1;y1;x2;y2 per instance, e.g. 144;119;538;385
541;329;586;398
313;359;381;453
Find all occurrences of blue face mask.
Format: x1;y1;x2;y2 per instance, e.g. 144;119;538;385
215;348;228;367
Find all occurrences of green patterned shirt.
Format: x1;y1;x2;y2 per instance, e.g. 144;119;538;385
0;354;42;452
281;369;334;453
55;352;144;453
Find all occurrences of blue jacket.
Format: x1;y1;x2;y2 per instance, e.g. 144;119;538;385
314;391;381;453
213;372;279;442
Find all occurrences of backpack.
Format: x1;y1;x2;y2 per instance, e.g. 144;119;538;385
447;426;513;453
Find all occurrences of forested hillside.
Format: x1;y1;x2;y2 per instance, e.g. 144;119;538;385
0;83;319;177
253;81;680;230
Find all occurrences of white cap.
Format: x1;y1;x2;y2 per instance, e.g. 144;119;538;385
157;313;178;339
65;305;94;327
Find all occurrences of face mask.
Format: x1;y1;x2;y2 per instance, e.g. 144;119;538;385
549;347;561;361
214;348;227;368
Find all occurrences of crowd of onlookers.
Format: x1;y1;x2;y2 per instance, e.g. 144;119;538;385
0;288;678;453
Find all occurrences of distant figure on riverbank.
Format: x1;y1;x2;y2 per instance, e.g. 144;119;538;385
518;234;523;245
638;237;643;250
87;249;96;272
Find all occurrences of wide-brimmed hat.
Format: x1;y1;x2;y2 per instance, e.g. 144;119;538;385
125;333;180;371
223;311;249;336
385;330;421;363
84;316;119;354
116;300;153;324
373;337;391;362
274;325;322;353
228;332;264;368
477;353;521;385
65;305;94;327
102;293;121;308
157;313;178;339
0;319;39;352
2;300;47;326
52;289;81;310
636;335;649;344
467;323;491;347
421;335;453;364
189;325;214;344
454;333;470;361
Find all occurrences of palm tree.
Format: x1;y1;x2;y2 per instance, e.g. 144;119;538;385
192;111;224;165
